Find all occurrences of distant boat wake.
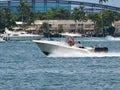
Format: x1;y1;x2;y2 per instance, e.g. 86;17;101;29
106;36;120;41
48;52;120;57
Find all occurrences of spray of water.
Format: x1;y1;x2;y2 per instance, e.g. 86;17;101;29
106;36;120;41
48;52;120;57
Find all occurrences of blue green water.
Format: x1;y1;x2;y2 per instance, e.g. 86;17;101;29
0;37;120;90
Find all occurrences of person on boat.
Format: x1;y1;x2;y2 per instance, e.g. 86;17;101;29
65;36;75;46
76;41;84;48
71;38;75;46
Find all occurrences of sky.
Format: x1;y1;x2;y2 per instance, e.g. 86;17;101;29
0;0;120;7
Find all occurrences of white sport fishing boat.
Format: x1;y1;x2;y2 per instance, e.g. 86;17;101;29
33;33;108;56
1;28;43;41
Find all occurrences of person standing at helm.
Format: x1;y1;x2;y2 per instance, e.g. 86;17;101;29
71;38;75;46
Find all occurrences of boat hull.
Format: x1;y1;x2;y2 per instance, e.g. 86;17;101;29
3;35;42;41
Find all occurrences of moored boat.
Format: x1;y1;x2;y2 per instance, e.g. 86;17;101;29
1;28;43;41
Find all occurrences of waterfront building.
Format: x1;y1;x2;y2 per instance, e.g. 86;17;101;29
112;20;120;35
34;20;95;35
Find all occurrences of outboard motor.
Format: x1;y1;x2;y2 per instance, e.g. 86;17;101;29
94;47;108;52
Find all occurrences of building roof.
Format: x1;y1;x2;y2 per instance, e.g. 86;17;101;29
34;20;94;25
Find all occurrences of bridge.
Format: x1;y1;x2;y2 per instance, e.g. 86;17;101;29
58;0;120;13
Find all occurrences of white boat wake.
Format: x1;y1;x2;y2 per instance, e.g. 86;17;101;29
106;36;120;41
48;52;120;57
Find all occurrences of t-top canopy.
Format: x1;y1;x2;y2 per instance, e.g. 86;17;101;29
60;32;82;37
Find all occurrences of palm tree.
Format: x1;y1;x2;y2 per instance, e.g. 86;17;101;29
99;0;108;3
0;8;12;28
17;1;31;23
49;8;70;20
72;6;85;33
99;0;108;36
57;8;70;20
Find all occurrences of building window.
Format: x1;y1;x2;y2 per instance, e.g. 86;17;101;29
70;24;75;27
85;25;91;28
78;24;83;26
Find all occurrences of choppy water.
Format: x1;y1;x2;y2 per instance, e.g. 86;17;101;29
0;37;120;90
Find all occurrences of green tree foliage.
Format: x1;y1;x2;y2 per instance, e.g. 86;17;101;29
56;8;70;20
45;8;70;20
17;1;32;25
87;10;120;35
98;10;120;27
0;9;4;29
107;26;115;35
72;6;85;33
102;10;119;26
98;0;109;36
11;13;19;22
87;13;101;34
34;12;46;20
72;6;85;21
0;8;12;28
103;26;115;35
